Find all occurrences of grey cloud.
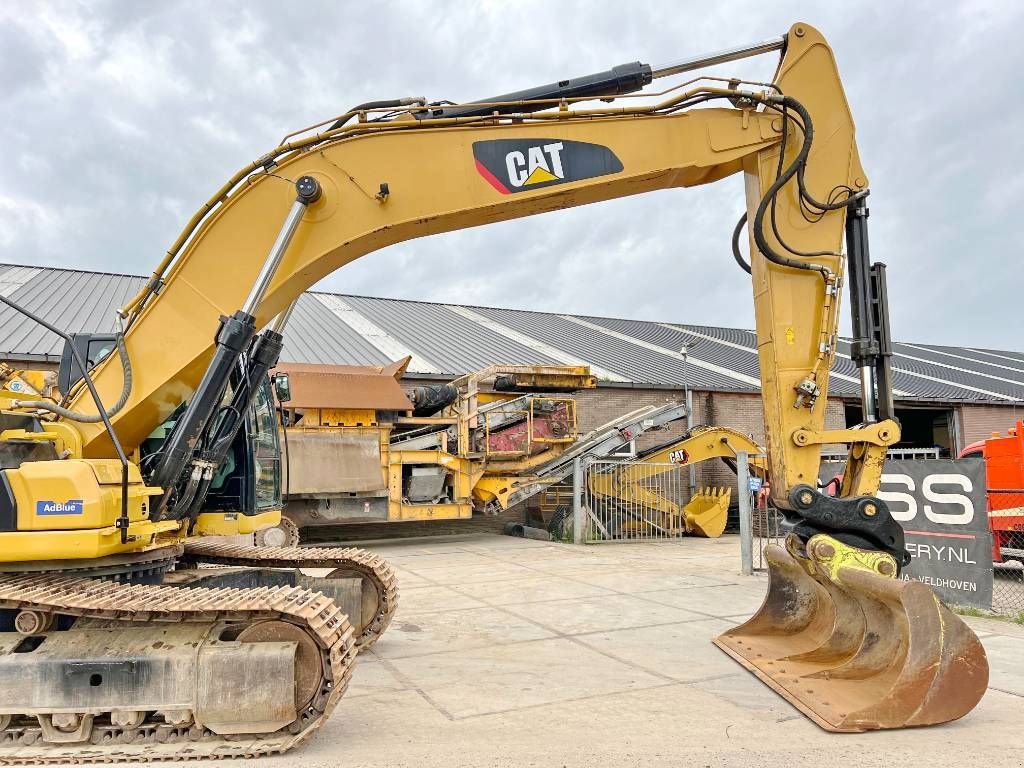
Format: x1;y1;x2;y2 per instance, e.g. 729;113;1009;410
0;0;1020;350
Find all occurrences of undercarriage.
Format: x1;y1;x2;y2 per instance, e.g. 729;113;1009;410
0;542;397;762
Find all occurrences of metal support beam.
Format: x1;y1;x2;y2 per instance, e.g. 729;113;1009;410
737;450;753;576
572;457;584;545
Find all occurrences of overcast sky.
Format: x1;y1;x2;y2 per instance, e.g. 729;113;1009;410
1;1;1020;350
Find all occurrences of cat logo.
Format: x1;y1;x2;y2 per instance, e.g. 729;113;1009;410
506;142;566;187
668;449;690;465
473;138;623;194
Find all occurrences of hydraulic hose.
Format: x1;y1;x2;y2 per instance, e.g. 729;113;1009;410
751;95;829;277
327;98;426;131
731;212;752;274
13;331;133;422
785;97;855;213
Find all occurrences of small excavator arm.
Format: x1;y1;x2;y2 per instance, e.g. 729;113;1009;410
587;425;764;537
38;22;985;730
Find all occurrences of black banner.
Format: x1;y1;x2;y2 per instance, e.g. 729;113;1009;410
821;459;992;609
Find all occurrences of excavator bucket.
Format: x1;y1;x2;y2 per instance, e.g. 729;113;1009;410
714;535;989;731
683;486;731;538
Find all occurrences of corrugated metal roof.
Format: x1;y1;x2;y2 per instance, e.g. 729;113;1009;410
342;295;561;375
278;294;392;367
1;263;1022;405
0;267;146;359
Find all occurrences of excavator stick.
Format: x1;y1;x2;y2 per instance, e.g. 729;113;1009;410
714;534;988;731
682;487;731;538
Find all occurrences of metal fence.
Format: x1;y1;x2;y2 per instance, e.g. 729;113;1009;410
741;480;1024;620
569;455;1024;622
574;458;695;543
990;490;1024;618
750;491;785;572
819;447;941;463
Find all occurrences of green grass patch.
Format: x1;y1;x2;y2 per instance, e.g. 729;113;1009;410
952;604;1024;624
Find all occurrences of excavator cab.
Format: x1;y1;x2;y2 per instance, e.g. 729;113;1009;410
138;372;284;527
56;333;118;396
202;375;283;518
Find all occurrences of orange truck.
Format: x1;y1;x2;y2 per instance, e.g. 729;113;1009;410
959;420;1024;563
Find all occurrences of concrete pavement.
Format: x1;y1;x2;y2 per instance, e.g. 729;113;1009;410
244;534;1024;768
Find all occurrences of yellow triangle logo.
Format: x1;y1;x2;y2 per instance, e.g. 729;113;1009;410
524;166;558;185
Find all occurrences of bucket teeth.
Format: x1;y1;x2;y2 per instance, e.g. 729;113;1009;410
714;535;989;732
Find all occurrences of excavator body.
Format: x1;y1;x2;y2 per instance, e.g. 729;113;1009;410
0;19;988;760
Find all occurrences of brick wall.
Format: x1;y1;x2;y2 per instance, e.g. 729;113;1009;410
332;382;851;539
959;404;1023;447
570;387;845;498
571;387;685;433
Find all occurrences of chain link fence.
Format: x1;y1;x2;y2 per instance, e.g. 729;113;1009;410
745;482;1024;621
989;490;1024;619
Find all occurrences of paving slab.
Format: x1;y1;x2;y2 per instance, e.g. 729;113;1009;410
687;672;802;721
369;542;473;557
964;613;1024;639
384;636;668;719
565;569;738;593
457;537;558;553
394;584;488;615
980;634;1024;696
504;592;709;635
517;555;661;576
344;655;410;699
242;533;1024;768
573;617;744;682
453;573;616;605
404;561;538;585
383;567;432;588
374;605;555;658
641;582;768;618
382;551;494;570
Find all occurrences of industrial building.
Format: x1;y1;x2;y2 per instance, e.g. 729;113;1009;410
2;261;1021;465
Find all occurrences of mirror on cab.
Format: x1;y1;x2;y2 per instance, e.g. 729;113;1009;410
271;372;292;404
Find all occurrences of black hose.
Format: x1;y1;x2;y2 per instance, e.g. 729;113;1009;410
731;213;751;274
327;98;424;131
750;96;829;276
784;98;856;213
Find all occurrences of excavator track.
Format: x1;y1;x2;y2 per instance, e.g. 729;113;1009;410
0;572;357;763
180;541;399;648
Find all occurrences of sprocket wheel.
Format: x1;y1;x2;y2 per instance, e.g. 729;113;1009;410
253;516;300;548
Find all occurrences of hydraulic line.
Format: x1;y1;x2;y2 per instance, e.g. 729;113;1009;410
326;97;426;131
12;326;133;423
731;212;752;274
750;96;830;276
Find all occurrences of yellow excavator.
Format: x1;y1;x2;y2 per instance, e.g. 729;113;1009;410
587;425;766;538
0;21;988;761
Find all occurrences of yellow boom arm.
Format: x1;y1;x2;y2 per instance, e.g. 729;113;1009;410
25;21;991;733
68;23;888;513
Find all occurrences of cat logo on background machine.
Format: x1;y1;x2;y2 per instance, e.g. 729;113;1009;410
473;138;623;194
